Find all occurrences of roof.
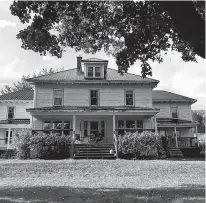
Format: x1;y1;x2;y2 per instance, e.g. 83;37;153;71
81;58;108;62
26;68;159;84
152;90;197;104
0;119;30;124
27;106;159;112
0;90;33;101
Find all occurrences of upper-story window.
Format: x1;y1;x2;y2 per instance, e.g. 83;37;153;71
53;89;63;106
7;107;15;119
90;90;99;106
125;90;134;106
87;67;101;78
171;106;178;118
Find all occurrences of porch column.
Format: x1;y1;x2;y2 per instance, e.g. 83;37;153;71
7;128;11;149
113;114;118;158
174;126;178;148
71;114;76;158
154;115;158;134
195;126;199;147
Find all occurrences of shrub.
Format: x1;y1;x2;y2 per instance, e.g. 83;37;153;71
13;130;72;159
30;133;72;159
12;129;33;159
118;131;166;159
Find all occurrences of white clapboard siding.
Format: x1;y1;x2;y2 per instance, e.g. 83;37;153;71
153;103;192;121
0;102;33;120
35;84;153;108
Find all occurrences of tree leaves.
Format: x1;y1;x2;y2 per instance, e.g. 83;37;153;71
10;1;204;78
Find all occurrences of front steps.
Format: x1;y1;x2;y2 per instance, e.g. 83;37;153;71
0;149;16;159
73;144;116;159
168;148;184;158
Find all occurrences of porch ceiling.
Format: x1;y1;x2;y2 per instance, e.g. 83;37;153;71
27;106;159;116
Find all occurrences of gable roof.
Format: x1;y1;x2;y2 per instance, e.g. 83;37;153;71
81;58;108;62
152;90;197;104
0;89;33;101
26;68;159;85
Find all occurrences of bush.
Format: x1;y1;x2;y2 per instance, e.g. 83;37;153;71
118;131;166;159
13;130;72;160
30;133;72;159
12;129;32;159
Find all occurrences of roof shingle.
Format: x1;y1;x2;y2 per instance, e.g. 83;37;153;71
0;90;33;101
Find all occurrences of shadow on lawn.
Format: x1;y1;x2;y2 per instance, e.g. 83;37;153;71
0;184;204;203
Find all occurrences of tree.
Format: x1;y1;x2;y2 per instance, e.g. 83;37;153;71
193;110;205;134
10;1;205;78
0;67;64;95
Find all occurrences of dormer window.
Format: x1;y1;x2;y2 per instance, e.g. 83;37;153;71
87;67;101;78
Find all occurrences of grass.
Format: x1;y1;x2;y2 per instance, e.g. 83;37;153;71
0;159;205;203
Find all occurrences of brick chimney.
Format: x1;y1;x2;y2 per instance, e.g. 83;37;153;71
77;56;82;72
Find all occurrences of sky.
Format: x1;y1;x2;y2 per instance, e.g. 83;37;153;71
0;1;205;110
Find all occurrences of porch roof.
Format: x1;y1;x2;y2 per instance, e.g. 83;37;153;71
27;106;159;113
157;118;197;127
0;119;30;124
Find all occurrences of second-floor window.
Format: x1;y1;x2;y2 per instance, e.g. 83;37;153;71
90;90;99;106
125;90;134;106
53;89;63;106
171;106;178;118
8;107;14;119
87;67;101;77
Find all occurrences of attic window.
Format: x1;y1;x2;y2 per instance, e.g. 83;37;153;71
87;67;101;77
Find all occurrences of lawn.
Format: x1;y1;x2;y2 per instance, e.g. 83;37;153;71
0;159;205;203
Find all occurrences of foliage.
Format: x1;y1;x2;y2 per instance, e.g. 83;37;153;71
192;110;205;134
198;134;205;157
10;1;205;78
89;132;104;145
0;67;64;95
13;131;71;159
12;129;33;159
29;133;71;159
118;131;166;159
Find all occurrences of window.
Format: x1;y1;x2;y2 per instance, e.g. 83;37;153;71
43;121;71;135
87;67;101;77
5;131;12;144
125;90;134;106
171;106;178;118
8;107;14;119
53;89;63;106
90;90;99;106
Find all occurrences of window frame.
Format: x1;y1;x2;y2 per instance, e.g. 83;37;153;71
125;89;134;106
7;106;15;119
170;106;179;119
90;89;99;106
53;89;64;106
5;130;12;144
87;67;101;78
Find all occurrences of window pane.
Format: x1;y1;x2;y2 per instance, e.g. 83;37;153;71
91;121;98;130
95;67;101;77
126;120;135;128
137;120;143;128
171;107;178;118
43;121;51;130
91;98;98;105
90;90;98;105
118;120;124;128
8;107;14;119
88;67;93;77
53;121;62;129
126;91;133;105
54;98;62;106
63;121;70;129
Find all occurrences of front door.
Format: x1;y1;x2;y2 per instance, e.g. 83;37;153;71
83;120;106;143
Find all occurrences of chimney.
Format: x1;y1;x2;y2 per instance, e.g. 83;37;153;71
77;56;82;72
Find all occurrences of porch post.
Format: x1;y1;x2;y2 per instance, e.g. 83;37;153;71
113;114;118;158
174;126;178;148
71;114;76;158
154;115;158;134
195;126;199;147
7;128;11;149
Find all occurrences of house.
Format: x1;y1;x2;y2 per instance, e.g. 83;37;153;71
0;57;198;158
24;57;198;158
0;90;33;149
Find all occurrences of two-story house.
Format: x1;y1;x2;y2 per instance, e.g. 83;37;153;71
26;57;160;146
25;57;198;150
0;90;33;149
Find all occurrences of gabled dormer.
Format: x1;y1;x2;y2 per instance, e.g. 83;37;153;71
77;57;108;79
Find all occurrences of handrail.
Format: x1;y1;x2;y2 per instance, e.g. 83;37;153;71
113;131;118;158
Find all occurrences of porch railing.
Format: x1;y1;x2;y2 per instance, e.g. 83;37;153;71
177;137;198;148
